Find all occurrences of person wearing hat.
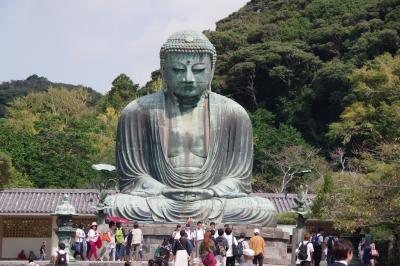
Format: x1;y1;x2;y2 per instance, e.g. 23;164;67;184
87;222;100;261
242;248;256;266
249;229;265;266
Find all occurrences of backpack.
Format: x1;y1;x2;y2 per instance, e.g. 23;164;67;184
327;236;335;251
115;228;124;244
216;237;227;257
55;251;68;266
298;241;309;261
154;246;161;259
312;234;321;249
237;240;244;257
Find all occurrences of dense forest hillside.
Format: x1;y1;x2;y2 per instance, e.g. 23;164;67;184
205;0;400;146
0;74;101;117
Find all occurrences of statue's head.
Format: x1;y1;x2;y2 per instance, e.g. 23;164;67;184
160;30;216;99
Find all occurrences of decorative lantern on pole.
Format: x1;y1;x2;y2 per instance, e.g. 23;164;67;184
52;194;78;262
291;185;309;265
91;163;116;224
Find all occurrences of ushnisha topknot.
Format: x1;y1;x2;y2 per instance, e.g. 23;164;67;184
160;30;217;67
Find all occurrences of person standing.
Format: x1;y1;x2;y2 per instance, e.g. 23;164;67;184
158;238;172;266
225;227;238;266
199;231;217;266
195;221;205;258
74;224;86;260
54;243;69;266
215;228;229;266
237;232;249;266
242;249;256;266
87;222;100;261
172;230;193;266
325;233;336;266
209;222;219;239
115;222;125;261
100;221;116;261
312;228;324;266
296;232;314;266
39;241;46;260
331;239;353;266
185;223;195;246
172;224;182;240
131;222;144;262
249;229;265;266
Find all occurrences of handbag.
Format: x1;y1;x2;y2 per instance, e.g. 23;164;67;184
96;235;102;249
230;235;238;257
202;252;217;266
102;232;111;242
371;244;379;257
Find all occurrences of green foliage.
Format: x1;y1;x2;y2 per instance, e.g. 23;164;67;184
311;173;334;218
249;108;326;192
328;53;400;147
0;87;101;188
277;211;297;225
139;70;163;96
206;0;400;145
0;74;100;118
0;150;33;188
96;74;139;112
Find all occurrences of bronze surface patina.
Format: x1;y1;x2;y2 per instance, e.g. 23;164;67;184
104;30;277;226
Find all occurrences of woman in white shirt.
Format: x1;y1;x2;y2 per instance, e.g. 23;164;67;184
225;227;238;266
172;224;182;240
73;223;86;260
87;222;100;261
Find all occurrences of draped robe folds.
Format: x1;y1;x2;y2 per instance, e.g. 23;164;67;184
104;91;277;226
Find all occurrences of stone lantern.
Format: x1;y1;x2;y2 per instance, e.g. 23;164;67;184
52;194;78;262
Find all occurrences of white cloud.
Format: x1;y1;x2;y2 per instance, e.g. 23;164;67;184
0;0;248;93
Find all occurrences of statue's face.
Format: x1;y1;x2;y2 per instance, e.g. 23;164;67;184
163;52;212;98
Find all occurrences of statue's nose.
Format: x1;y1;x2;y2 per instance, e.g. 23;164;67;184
184;69;195;83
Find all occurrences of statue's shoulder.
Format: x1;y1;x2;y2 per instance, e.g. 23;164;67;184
209;92;249;118
122;91;164;115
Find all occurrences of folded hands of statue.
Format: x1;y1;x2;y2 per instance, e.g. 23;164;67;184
161;188;215;201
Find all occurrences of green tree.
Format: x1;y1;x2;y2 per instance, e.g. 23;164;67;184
0;87;101;188
328;53;400;147
0;151;32;188
97;74;139;112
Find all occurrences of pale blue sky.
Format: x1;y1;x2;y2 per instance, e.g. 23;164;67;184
0;0;248;93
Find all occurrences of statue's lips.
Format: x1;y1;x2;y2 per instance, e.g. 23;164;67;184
180;84;196;89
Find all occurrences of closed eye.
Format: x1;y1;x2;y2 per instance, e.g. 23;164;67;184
192;67;205;73
172;67;185;73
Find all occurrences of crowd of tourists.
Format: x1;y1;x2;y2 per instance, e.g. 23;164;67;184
67;221;144;262
295;232;354;266
294;228;379;266
153;221;267;266
28;220;381;266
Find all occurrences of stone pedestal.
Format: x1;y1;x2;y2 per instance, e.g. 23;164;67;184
122;223;290;265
